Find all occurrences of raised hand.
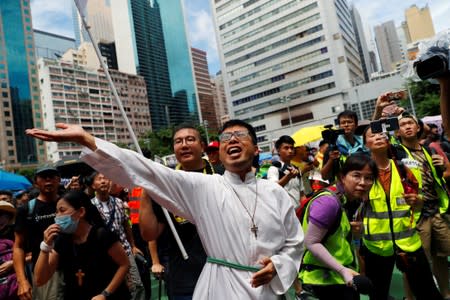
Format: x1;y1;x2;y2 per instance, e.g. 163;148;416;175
26;123;96;150
43;224;61;246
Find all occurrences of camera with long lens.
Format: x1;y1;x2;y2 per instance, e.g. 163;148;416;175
414;46;450;80
321;125;345;151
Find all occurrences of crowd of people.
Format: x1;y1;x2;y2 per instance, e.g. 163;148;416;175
0;79;448;300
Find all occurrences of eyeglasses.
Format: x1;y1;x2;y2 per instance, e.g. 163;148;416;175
173;136;197;146
219;130;250;142
349;172;374;185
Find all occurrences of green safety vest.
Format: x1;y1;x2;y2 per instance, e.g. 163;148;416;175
300;190;356;285
363;160;422;256
399;144;449;215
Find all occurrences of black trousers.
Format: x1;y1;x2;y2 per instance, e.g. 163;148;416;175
309;284;359;300
362;246;442;300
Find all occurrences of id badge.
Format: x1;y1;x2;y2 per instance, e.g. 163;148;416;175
396;196;407;206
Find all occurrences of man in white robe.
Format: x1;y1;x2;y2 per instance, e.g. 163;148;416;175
26;119;304;299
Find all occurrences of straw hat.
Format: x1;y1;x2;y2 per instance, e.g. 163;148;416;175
0;200;16;215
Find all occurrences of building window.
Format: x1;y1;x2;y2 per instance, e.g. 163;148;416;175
256;136;267;143
254;125;266;132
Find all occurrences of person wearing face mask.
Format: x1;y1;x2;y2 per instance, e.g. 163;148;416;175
300;154;376;299
34;191;130;300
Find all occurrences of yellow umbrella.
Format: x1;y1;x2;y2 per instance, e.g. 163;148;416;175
291;125;326;146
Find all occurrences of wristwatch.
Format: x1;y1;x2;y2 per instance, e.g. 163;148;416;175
101;290;112;298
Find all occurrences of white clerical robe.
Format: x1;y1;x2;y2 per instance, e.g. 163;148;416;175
81;138;304;299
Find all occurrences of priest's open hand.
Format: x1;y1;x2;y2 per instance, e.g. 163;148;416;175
250;257;277;288
26;123;97;150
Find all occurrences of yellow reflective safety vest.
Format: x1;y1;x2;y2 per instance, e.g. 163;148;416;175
399;144;449;215
363;160;422;256
300;190;356;285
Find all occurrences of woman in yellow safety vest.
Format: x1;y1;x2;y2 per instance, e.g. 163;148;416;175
300;153;377;299
362;127;442;300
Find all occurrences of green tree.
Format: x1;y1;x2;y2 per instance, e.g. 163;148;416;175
139;127;174;158
402;79;440;118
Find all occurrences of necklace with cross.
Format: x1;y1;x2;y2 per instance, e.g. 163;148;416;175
75;269;85;286
228;180;258;238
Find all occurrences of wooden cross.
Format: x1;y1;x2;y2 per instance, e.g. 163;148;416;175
75;269;85;286
251;224;258;239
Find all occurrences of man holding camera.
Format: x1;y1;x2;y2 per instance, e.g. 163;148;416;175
393;112;450;299
267;136;302;209
321;110;365;183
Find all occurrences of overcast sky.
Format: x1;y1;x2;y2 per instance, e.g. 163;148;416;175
30;0;449;75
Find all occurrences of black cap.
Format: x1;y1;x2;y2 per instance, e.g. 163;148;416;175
35;164;60;177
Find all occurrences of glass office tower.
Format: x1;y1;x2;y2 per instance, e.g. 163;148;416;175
78;0;199;130
128;0;199;129
0;0;43;167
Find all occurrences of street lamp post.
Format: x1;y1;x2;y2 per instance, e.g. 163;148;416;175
354;88;364;120
406;83;417;116
282;96;293;128
203;120;210;144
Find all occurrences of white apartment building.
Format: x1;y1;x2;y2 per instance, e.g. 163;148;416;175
38;57;151;162
211;72;229;127
211;0;365;150
344;71;406;120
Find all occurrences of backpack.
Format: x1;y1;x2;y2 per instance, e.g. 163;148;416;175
295;186;339;224
27;198;36;218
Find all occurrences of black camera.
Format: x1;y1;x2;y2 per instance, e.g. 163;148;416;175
414;46;450;80
321;125;345;150
370;118;399;133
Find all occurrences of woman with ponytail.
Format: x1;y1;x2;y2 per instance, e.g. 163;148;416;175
34;191;130;300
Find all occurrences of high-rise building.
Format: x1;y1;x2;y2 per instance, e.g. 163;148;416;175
404;5;435;44
350;6;371;82
368;51;379;73
77;0;200;130
73;0;114;46
211;0;364;149
62;42;102;70
344;71;405;120
374;20;403;73
38;57;150;162
0;0;45;169
191;47;219;131
73;0;118;71
34;29;76;60
396;25;408;63
211;71;229;128
98;41;118;70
